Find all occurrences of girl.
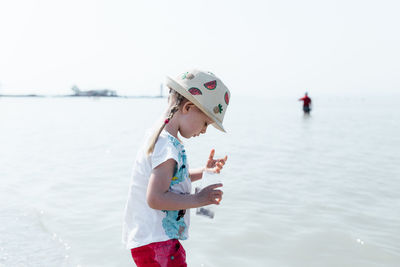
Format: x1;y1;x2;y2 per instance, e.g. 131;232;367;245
123;69;231;266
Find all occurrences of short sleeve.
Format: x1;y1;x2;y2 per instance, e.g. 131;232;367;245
151;135;179;169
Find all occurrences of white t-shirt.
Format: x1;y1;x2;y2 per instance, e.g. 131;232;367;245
122;130;192;249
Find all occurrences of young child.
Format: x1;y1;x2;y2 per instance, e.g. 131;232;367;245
122;69;231;266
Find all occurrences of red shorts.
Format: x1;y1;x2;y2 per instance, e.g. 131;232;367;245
131;239;187;267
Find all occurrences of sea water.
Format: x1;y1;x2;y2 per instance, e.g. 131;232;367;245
0;94;399;267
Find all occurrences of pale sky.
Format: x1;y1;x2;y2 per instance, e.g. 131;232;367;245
0;0;399;96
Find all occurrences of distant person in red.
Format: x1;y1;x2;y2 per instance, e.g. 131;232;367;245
299;92;312;114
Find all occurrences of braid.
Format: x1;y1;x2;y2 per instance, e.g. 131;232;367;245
167;93;184;120
146;90;186;155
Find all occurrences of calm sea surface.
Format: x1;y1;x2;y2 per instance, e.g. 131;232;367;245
0;95;399;267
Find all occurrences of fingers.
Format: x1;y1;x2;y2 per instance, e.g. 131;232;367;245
206;183;223;190
212;195;223;205
209;151;228;164
208;185;223;204
211;189;223;195
216;155;228;165
210;190;223;204
208;149;215;160
198;183;224;205
214;161;225;173
206;150;228;171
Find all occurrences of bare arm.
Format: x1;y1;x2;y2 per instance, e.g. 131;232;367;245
188;167;205;182
146;159;223;210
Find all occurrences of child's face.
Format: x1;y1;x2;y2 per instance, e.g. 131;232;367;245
179;103;214;139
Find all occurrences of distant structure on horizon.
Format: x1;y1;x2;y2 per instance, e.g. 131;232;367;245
71;85;117;97
160;83;164;97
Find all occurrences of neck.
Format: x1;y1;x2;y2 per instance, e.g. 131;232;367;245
164;116;180;139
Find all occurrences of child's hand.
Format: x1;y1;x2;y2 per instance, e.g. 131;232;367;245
205;149;228;174
196;183;223;206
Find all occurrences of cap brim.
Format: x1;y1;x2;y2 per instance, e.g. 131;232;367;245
211;121;226;132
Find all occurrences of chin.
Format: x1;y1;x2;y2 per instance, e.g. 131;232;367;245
178;131;191;139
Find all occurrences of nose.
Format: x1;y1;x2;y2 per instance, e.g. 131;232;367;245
201;125;208;134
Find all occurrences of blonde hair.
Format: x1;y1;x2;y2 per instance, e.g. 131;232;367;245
146;89;187;155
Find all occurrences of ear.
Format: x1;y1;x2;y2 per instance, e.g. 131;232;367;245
182;102;195;114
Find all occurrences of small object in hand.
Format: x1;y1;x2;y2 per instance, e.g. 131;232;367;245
195;186;215;218
196;207;215;219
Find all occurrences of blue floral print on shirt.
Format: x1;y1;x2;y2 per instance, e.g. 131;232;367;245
162;134;189;239
162;210;187;240
167;135;189;186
